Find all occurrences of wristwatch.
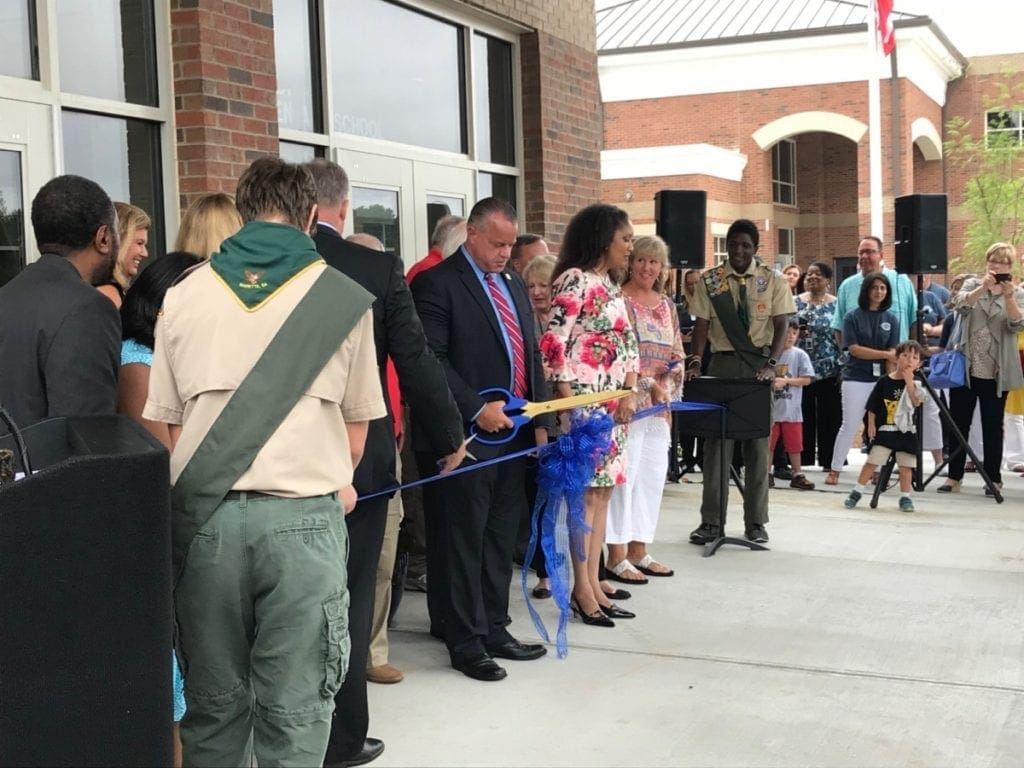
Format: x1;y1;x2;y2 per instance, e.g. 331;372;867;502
766;357;778;367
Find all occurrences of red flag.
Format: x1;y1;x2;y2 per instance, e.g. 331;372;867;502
876;0;896;55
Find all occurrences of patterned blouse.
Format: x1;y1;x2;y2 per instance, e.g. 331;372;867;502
624;294;684;407
540;268;639;486
794;296;840;380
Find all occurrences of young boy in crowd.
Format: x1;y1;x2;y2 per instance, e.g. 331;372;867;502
770;319;816;490
844;340;927;512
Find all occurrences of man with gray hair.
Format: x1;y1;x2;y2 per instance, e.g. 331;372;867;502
406;214;466;284
509;233;549;275
305;158;464;768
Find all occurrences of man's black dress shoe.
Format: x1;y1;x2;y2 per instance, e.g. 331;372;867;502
324;738;384;768
486;639;547;661
452;653;508;681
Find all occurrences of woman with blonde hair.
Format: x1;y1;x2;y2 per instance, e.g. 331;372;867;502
606;235;681;583
98;202;151;307
174;192;243;259
937;243;1024;494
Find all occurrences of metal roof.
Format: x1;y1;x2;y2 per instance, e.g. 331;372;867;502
596;0;922;52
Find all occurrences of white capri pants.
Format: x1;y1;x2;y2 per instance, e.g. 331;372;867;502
831;380;876;473
607;415;670;544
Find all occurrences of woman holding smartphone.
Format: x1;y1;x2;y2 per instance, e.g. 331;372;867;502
937;242;1024;494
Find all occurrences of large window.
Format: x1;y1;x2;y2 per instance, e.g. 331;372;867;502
275;0;322;133
57;0;159;106
986;110;1024;147
0;1;37;80
330;0;465;153
772;139;796;206
473;33;515;166
276;0;522;261
62;112;165;258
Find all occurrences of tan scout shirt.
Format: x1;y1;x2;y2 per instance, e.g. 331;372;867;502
689;261;795;351
143;262;386;497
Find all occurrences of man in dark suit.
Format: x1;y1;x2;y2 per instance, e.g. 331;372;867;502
0;175;120;432
410;197;550;682
305;160;465;768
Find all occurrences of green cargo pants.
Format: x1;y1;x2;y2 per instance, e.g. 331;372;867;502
699;353;771;528
175;492;350;768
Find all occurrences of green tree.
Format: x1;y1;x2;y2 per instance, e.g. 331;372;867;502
944;74;1024;274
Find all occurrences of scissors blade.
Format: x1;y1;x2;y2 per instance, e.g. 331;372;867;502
519;389;633;418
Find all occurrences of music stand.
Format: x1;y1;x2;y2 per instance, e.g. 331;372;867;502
681;377;773;557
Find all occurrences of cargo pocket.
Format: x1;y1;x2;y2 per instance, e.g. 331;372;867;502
321;590;350;698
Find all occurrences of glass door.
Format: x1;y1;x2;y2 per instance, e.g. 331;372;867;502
0;100;55;286
336;148;474;269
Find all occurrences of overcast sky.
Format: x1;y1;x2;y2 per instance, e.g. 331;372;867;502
897;0;1018;57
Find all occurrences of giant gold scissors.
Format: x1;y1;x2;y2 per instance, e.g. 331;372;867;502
469;387;633;445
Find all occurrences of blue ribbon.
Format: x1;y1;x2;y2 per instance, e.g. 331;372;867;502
360;399;724;657
521;410;615;658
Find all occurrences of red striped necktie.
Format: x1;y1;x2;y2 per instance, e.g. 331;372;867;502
485;273;528;398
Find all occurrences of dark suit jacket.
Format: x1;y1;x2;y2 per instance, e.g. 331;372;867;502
0;254;120;432
313;224;462;493
410;248;550;458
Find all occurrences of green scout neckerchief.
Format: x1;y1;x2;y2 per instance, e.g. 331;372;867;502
210;221;323;311
702;265;767;372
170;266;373;573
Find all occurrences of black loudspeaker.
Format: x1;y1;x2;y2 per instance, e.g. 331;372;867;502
894;193;947;274
0;416;172;767
678;377;772;440
655;190;707;268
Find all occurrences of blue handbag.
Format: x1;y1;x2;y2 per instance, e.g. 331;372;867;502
927;315;967;389
927;349;967;389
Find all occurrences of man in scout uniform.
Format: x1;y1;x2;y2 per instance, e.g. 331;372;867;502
684;218;795;544
144;158;386;767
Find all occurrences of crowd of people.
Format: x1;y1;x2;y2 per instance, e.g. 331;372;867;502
2;156;1024;768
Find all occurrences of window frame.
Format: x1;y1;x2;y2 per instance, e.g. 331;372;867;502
0;0;176;263
985;109;1024;148
280;0;525;208
771;138;797;207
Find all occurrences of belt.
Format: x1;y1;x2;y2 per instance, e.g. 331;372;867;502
224;490;278;501
223;490;337;502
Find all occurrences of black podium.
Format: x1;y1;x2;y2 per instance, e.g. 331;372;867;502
0;416;172;767
680;377;772;557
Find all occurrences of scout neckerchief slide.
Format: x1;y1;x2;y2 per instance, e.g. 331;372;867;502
468;388;633;445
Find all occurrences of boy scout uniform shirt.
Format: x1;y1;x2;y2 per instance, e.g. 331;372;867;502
689;261;795;350
143;261;386;497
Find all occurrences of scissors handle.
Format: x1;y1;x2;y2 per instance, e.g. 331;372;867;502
470;387;530;445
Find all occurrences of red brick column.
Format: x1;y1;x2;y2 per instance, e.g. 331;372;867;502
521;31;603;245
170;0;279;210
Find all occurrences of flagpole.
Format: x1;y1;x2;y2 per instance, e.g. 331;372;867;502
867;0;884;238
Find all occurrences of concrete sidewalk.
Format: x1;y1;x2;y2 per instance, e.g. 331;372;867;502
367;459;1024;767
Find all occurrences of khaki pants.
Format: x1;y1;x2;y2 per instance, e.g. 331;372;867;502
175;492;349;767
368;450;403;668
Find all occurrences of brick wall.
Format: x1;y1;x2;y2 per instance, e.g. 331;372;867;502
171;0;279;210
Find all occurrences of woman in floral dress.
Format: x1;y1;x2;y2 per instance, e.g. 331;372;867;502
540;204;640;627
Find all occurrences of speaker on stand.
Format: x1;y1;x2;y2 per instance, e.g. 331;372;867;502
655;190;707;269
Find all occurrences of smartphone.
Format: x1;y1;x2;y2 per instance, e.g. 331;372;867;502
995;273;1012;283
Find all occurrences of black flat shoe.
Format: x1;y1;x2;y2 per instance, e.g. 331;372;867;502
531;586;552;599
451;653;507;682
324;738;385;768
600;603;636;619
486;639;547;661
569;598;614;627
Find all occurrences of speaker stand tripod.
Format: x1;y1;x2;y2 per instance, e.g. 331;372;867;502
703;407;769;557
872;276;1003;504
